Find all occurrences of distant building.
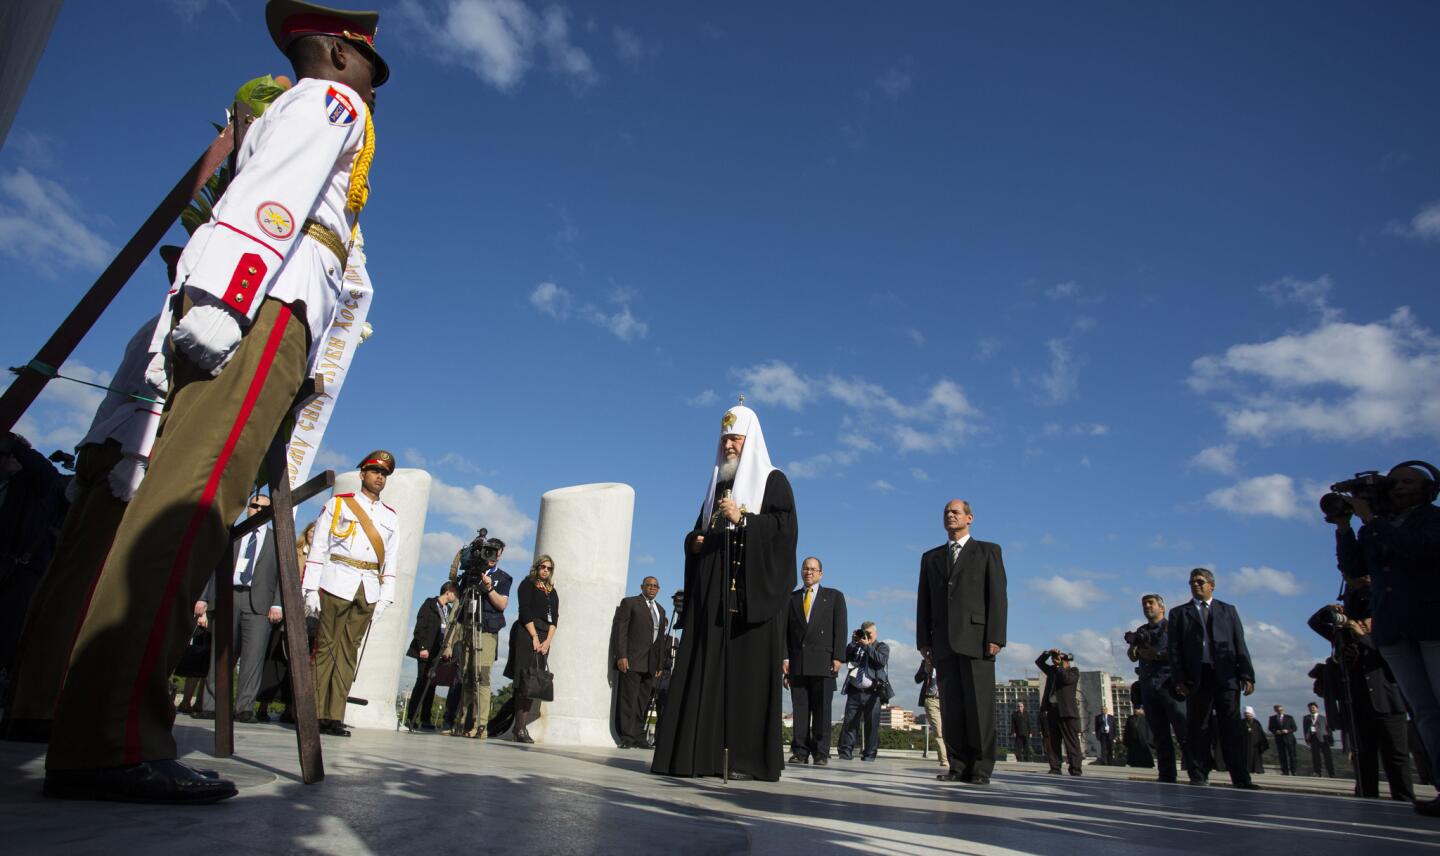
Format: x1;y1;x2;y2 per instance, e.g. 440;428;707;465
881;705;916;731
993;677;1041;754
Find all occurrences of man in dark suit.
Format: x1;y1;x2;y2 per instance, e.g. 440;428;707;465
1127;593;1188;782
1167;567;1260;789
1303;702;1334;777
917;498;1007;785
195;493;281;723
405;582;459;730
783;556;847;765
1268;704;1298;775
613;576;669;749
1010;702;1032;762
1037;649;1083;775
1094;710;1117;765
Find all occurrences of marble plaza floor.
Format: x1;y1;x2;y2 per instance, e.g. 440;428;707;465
2;722;1438;855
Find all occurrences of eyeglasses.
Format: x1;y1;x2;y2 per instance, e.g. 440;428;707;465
249;502;269;510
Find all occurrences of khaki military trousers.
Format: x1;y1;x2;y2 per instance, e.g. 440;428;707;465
47;299;308;770
314;588;374;722
8;441;128;723
924;695;947;766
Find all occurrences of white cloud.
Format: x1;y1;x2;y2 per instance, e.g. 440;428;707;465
975;337;1001;361
839;433;878;452
529;281;647;342
910;467;929;481
612;25;643;67
905;328;925;347
400;0;597;92
734;361;815;411
687;389;719;407
11;360;109;451
996;641;1041;680
1189;305;1440;441
1045;281;1079;300
633;553;656;566
1387;200;1440;242
0;169;115;275
1246;622;1322;710
1028;575;1106;611
1056;627;1128;676
1189;444;1238;475
1205;474;1308;520
869;479;896;494
1260;274;1338;321
785;451;856;480
422;531;466;566
427;476;536;550
1034;338;1081;404
1230;565;1303;597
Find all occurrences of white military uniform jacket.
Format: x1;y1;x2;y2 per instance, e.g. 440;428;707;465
81;315;166;458
302;491;397;606
168;77;370;372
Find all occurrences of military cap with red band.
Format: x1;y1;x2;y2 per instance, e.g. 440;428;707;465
266;0;390;86
358;450;396;474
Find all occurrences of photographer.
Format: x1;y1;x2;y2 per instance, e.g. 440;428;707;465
441;532;511;737
1330;461;1440;816
1036;649;1083;776
1307;581;1415;802
1126;594;1187;783
837;622;890;762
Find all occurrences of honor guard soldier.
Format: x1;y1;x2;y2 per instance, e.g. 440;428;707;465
42;0;389;804
303;451;399;736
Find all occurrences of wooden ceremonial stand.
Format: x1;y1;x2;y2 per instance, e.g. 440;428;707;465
210;407;333;784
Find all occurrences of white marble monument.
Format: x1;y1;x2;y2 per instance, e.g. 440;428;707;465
526;482;634;746
330;467;431;730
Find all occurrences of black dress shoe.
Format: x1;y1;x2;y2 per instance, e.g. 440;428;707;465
965;775;991;786
1068;769;1082;776
1048;769;1062;775
319;720;351;737
618;740;635;749
788;754;809;764
234;711;257;724
45;759;238;804
1;717;52;743
190;710;215;720
813;757;829;767
937;771;964;782
1415;796;1440;817
1235;782;1261;790
726;772;754;781
1188;774;1209;785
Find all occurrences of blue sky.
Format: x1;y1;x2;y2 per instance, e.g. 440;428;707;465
4;2;1439;713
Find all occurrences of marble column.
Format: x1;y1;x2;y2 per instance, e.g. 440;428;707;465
330;467;431;730
526;483;634;746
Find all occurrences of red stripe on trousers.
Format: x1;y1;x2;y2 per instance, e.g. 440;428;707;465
122;305;294;763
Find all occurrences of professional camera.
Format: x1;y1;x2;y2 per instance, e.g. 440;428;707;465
1319;471;1395;518
1049;650;1075;662
457;529;502;575
853;627;871;642
1124;625;1159;649
1316;604;1347;630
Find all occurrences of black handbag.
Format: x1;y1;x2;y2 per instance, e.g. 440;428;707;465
519;654;554;702
175;628;212;678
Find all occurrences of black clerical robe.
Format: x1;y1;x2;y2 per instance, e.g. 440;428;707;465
652;470;797;781
1244;718;1269;774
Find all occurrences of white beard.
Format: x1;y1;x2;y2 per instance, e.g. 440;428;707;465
718;457;739;482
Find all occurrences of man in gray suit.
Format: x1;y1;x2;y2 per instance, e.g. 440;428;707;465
917;498;1008;785
783;556;847;765
195;493;282;723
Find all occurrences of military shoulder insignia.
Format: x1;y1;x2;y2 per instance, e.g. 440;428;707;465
325;86;358;126
255;201;295;239
721;411;736;431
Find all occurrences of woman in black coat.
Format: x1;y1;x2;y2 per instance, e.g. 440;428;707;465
504;555;559;743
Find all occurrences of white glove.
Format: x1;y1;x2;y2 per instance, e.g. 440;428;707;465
371;600;391;624
107;454;148;501
143;351;169;397
304;589;321;617
170;303;243;376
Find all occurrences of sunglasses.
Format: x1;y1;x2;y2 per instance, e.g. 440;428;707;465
249;502;269;510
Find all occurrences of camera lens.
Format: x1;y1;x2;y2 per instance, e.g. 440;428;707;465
1319;492;1352;517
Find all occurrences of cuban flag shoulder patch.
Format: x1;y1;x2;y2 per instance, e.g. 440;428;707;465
325;86;358;127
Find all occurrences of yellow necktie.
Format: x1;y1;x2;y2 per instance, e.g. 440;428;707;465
803;587;813;621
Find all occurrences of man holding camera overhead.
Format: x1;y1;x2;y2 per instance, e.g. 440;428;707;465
1330;460;1440;816
445;532;510;736
1037;649;1083;776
